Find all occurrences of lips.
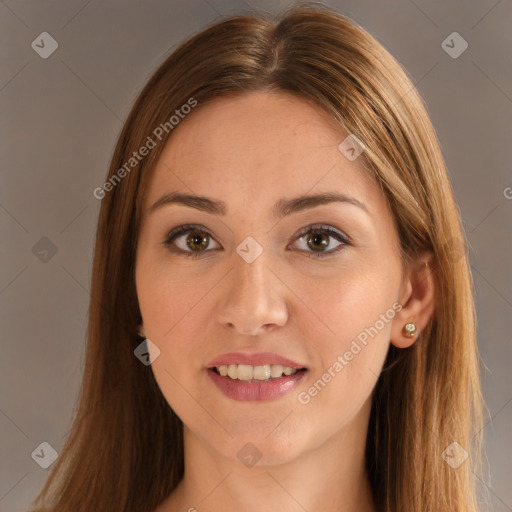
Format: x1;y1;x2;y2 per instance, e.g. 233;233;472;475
206;351;307;370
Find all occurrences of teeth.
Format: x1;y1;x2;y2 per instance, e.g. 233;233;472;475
270;364;283;378
216;364;300;381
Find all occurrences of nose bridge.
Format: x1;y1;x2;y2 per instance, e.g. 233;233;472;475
216;247;288;334
232;251;269;302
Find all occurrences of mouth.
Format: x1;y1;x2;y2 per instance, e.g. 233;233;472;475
206;364;309;401
205;352;309;401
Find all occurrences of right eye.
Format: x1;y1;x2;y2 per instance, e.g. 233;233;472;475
162;224;220;258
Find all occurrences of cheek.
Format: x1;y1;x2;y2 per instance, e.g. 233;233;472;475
136;265;204;421
293;263;399;414
295;260;400;350
136;257;202;341
135;256;197;384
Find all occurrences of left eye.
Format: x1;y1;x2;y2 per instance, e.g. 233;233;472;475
162;223;350;259
292;225;350;258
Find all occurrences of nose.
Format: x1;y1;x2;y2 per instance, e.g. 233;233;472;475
215;254;289;335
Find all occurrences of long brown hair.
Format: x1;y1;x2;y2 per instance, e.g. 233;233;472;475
29;2;487;511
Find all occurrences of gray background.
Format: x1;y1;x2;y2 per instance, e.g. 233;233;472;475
0;0;511;511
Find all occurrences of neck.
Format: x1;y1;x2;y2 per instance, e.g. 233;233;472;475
162;396;377;512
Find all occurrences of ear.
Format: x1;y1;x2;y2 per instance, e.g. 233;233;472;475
390;251;436;348
136;312;145;338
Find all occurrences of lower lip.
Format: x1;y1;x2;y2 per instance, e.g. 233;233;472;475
207;368;308;401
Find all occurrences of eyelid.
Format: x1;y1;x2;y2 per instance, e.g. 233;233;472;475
293;224;351;244
163;223;215;244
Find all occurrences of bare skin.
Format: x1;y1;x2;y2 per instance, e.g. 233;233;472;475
135;91;435;512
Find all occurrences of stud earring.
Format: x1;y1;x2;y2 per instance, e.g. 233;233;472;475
137;329;145;338
403;322;417;338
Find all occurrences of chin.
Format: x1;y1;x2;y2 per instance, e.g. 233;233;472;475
219;431;309;468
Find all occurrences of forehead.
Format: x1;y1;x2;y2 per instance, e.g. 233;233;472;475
144;91;380;216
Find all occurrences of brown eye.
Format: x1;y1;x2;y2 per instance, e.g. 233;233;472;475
163;223;350;259
163;224;220;258
184;232;209;252
292;225;350;258
306;232;330;252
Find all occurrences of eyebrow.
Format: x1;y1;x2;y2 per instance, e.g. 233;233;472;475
149;191;370;219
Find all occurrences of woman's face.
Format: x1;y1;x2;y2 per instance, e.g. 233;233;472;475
135;91;406;465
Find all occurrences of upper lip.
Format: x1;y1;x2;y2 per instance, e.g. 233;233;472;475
206;352;308;370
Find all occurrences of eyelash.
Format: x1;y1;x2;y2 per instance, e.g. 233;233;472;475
162;223;351;259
